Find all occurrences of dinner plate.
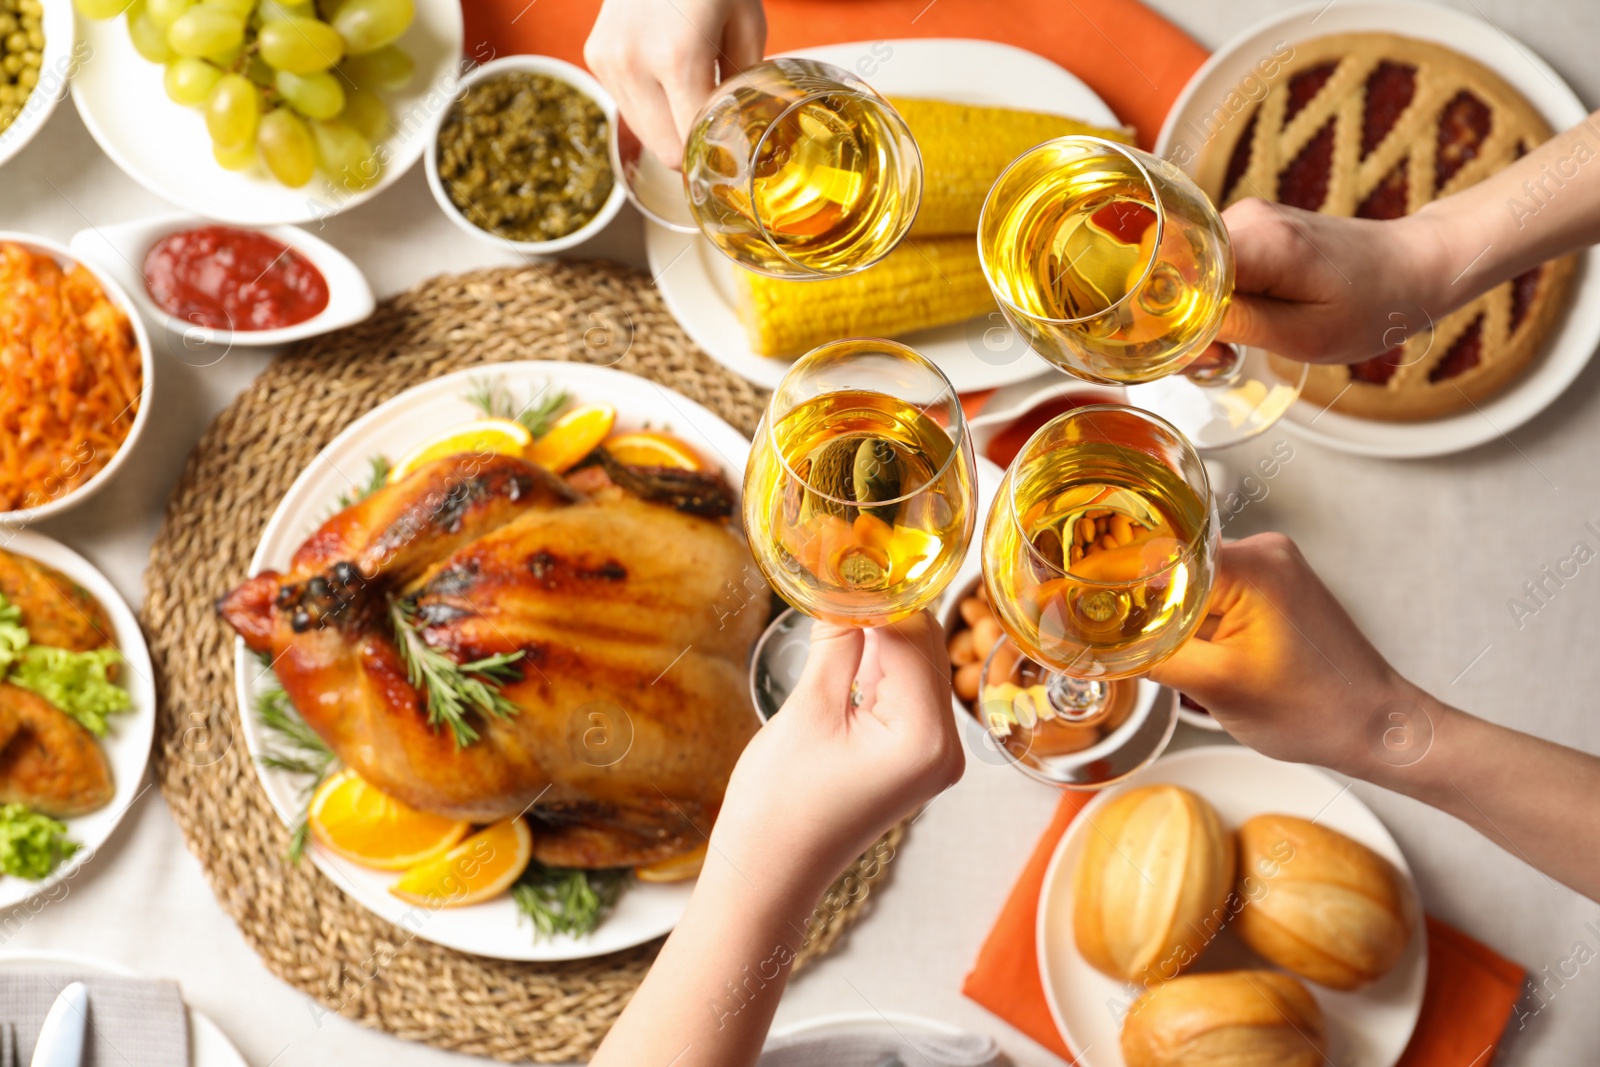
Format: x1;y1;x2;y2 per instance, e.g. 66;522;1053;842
0;950;247;1066
1037;746;1427;1067
234;361;753;961
646;37;1121;392
0;531;155;912
1155;0;1599;459
70;0;465;225
770;1011;965;1040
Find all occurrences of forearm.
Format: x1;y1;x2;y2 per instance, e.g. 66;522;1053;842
1350;682;1600;901
1412;110;1600;313
591;848;828;1067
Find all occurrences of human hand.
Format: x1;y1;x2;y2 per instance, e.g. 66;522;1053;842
584;0;767;168
711;612;963;897
1216;198;1449;365
1147;533;1414;776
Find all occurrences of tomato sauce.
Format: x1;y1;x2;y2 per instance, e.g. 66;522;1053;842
983;390;1123;467
143;226;329;331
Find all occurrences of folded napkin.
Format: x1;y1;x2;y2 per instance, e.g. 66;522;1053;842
962;792;1528;1065
0;973;189;1067
761;1028;1003;1066
462;0;1207;150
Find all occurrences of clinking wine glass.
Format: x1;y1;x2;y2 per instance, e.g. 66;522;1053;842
977;136;1307;450
618;57;923;279
743;338;977;631
978;404;1218;787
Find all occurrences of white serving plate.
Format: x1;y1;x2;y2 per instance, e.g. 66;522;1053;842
234;361;754;961
1155;0;1599;459
0;531;156;912
70;214;374;349
647;37;1122;392
0;232;155;525
0;0;74;171
0;950;247;1066
71;0;465;225
1038;746;1427;1067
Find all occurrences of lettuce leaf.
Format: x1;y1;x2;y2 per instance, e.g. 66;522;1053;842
0;595;26;675
9;646;130;736
0;804;79;880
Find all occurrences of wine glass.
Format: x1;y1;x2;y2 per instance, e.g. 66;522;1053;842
743;338;977;628
977;135;1306;449
680;58;922;279
978;403;1218;786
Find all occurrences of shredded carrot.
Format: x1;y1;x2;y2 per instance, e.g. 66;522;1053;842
0;243;143;512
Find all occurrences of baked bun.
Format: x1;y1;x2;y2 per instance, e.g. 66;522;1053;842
1073;785;1235;985
1234;814;1415;989
1121;970;1327;1067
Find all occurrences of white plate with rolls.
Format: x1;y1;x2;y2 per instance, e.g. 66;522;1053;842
1037;745;1427;1067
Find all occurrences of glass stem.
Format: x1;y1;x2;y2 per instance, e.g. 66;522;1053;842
1045;671;1110;725
1183;341;1246;388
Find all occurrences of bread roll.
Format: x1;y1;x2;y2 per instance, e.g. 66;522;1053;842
1121;970;1327;1067
1073;785;1235;985
1234;814;1415;990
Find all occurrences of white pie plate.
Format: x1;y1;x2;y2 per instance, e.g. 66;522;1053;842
646;37;1121;393
1038;745;1427;1067
234;361;753;961
71;0;465;225
0;950;247;1066
0;531;155;912
1155;0;1598;459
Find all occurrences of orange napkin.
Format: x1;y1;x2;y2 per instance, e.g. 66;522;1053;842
963;792;1528;1065
461;0;1207;148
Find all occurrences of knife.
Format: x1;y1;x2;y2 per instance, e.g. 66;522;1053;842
30;982;87;1067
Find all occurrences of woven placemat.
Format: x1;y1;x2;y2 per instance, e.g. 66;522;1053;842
140;261;910;1062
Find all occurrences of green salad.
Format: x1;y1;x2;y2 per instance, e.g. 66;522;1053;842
0;804;79;880
0;591;131;736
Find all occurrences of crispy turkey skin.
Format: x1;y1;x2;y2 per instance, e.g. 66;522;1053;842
219;452;766;868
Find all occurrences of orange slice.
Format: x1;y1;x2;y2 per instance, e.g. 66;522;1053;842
635;842;707;883
526;404;615;473
603;431;706;471
388;417;532;483
388;817;533;907
308;769;470;871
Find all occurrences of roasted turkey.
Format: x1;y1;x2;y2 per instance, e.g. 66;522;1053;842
219;451;766;868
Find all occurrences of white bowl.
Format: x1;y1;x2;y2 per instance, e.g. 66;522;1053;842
0;0;74;171
0;232;154;525
425;55;628;256
71;0;465;225
69;214;374;348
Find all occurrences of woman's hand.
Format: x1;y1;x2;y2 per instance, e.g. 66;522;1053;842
1215;198;1448;366
584;0;767;168
711;611;964;899
1147;533;1410;776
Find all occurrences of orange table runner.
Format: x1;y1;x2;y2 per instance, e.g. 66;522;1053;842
963;790;1528;1065
462;0;1208;149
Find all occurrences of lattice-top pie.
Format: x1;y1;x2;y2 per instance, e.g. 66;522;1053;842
1194;33;1575;421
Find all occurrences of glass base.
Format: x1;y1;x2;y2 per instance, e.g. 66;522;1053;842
976;636;1177;789
1124;344;1307;451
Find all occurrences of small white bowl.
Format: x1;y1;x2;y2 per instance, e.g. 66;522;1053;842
0;0;74;171
425;55;628;256
0;232;154;525
69;215;375;348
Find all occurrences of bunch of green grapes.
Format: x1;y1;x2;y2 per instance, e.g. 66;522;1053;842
74;0;416;191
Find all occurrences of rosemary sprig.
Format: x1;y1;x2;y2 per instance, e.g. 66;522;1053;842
463;376;570;438
388;599;523;748
252;661;339;863
512;864;628;940
334;454;392;510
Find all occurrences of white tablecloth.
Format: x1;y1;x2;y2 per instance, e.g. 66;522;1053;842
6;1;1600;1062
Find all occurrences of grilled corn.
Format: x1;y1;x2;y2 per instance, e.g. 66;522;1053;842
890;97;1134;236
736;235;995;357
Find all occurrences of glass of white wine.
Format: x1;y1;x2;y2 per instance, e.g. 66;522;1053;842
680;58;922;279
743;338;976;628
979;403;1218;786
978;136;1307;450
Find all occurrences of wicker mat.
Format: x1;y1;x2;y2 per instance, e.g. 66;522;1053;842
140;261;909;1062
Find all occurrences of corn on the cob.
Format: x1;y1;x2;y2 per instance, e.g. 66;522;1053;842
890;97;1134;236
736;235;995;357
